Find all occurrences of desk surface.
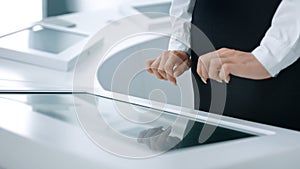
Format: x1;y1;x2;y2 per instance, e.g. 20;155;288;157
1;93;300;169
1;4;300;169
0;9;121;90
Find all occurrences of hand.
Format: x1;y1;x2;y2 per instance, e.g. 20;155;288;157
146;50;191;85
137;126;181;151
197;48;272;84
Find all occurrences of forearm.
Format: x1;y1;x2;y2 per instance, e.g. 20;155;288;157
252;0;300;77
168;0;196;54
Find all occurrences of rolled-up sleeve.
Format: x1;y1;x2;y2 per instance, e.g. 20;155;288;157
252;0;300;77
168;0;196;54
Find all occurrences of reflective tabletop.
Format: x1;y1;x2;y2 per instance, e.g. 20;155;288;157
1;92;300;169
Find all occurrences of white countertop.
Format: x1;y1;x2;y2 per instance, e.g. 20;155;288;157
1;93;300;169
1;3;300;169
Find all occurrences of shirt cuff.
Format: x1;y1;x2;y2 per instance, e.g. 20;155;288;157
252;46;280;77
168;37;191;55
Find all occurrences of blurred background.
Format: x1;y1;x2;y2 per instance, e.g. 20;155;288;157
0;0;154;24
0;0;168;35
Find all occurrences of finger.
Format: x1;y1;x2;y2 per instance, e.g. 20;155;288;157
137;129;148;143
144;127;163;138
146;59;155;74
208;58;223;83
197;57;202;78
167;74;177;85
144;127;164;145
141;127;163;146
148;127;166;150
156;127;172;147
138;127;163;143
219;63;234;83
164;54;180;79
201;62;209;83
197;58;206;84
151;58;164;80
137;129;150;143
158;69;167;80
217;57;236;83
198;57;209;83
158;55;168;80
173;60;189;78
202;50;226;80
219;63;247;83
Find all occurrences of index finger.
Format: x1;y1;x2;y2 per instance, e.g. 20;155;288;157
164;54;180;78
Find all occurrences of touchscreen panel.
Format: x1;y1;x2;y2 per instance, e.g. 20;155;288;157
0;92;256;152
174;121;255;150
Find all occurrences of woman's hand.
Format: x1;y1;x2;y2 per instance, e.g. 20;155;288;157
146;50;191;85
197;48;272;83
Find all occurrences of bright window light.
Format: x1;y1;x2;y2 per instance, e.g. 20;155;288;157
0;0;43;35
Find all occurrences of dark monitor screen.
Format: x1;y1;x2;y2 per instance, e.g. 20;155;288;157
173;121;255;150
0;92;256;152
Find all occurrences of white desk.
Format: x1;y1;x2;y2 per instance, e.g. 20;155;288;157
0;6;171;91
0;9;122;90
1;93;300;169
1;5;300;169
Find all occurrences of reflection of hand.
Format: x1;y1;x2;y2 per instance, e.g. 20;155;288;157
146;51;191;85
197;48;272;84
137;126;181;151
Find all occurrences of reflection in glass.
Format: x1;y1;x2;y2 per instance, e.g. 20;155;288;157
0;93;256;154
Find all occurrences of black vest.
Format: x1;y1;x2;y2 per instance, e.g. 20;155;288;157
190;0;300;131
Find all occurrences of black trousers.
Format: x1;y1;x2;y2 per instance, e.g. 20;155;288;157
188;0;300;131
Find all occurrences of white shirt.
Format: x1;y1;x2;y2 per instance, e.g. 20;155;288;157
168;0;300;77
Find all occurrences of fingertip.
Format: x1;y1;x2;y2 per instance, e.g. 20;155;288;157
170;79;177;85
162;126;172;137
201;77;207;84
147;68;153;74
158;76;164;80
166;74;176;85
174;78;178;85
165;126;172;134
225;76;230;83
155;73;164;80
